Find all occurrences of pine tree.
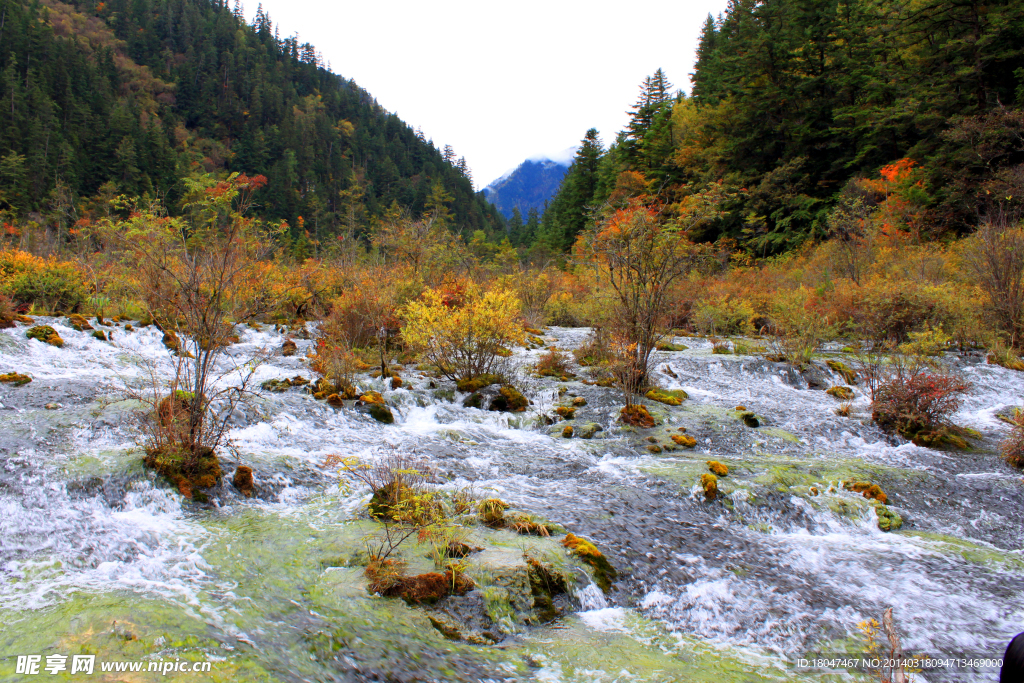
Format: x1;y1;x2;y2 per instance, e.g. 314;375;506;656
442;144;457;166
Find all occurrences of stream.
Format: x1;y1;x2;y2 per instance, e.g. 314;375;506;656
1;318;1022;682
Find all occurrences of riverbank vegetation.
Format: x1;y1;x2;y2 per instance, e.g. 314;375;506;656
1;0;1023;489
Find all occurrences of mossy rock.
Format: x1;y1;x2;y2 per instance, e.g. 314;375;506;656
367;403;395;424
571;396;587;407
562;425;574;438
359;390;385;405
261;376;309;392
526;557;572;623
67;313;93;331
846;481;888;504
489;385;529;412
875;504;902;532
656;342;688;352
620;404;654;428
562;533;617;593
0;372;32;386
671;434;697;448
478;498;510;527
162;331;181;353
91;330;108;341
645;388;688;406
701;473;718;500
462;392;484;409
456;373;503;393
281;339;298;356
375;569;475;605
826;385;854;400
738;411;759;428
26;325;64;348
826;359;858;384
143;445;222;499
707;460;728;477
576;422;603;439
646;444;663;453
555;406;576;420
232;466;255;497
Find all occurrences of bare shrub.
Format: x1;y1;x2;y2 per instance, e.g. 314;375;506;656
962;216;1024;348
1001;409;1024;468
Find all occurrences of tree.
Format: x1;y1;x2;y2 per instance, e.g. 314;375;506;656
584;187;723;405
543;128;604;250
110;173;277;494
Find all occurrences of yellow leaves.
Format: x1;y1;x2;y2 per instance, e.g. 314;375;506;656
402;283;524;381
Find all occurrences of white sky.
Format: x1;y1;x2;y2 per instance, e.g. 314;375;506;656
246;0;729;189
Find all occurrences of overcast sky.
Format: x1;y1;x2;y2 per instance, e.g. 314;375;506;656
246;0;729;189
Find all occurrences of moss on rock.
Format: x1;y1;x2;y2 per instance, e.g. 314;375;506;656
701;473;718;501
707;460;729;477
620;404;654;428
875;505;902;532
645;388;688;406
456;373;503;393
232;465;255;497
826;359;858;384
67;313;93;331
671;434;697;448
826;386;855;400
561;533;617;593
0;371;32;386
26;325;64;347
846;481;888;504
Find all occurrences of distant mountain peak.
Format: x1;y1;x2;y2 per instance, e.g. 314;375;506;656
482;147;577;219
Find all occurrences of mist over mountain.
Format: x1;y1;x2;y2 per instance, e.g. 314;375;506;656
481;147;576;220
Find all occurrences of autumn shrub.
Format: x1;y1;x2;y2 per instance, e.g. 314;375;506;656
0;249;87;312
573;326;614;368
689;297;754;336
961;220;1024;347
402;283;524;382
0;292;13;328
500;268;557;328
535;347;573;377
870;355;972;446
763;287;840;365
1000;410;1024;468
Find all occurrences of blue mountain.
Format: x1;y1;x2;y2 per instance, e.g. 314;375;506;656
482;147;577;219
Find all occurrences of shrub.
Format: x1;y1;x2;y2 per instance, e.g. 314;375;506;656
0;250;87;312
0;292;13;328
870;355;972;446
573;327;614;367
763;287;839;366
402;283;524;382
897;326;951;357
690;298;754;336
1000;409;1024;468
535;347;573;377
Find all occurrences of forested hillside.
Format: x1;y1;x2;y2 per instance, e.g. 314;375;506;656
0;0;503;247
540;0;1024;254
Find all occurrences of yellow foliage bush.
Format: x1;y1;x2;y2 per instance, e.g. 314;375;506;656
402;283;525;381
0;249;88;312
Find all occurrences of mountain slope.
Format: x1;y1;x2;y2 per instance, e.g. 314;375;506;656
482;148;576;219
0;0;503;241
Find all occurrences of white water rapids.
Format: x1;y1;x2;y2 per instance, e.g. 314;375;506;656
1;319;1022;681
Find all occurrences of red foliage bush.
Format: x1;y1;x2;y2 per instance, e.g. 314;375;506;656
871;358;972;446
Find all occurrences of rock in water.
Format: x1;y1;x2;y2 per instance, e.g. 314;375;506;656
233;466;255;497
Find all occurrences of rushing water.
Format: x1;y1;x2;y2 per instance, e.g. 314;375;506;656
1;318;1021;682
